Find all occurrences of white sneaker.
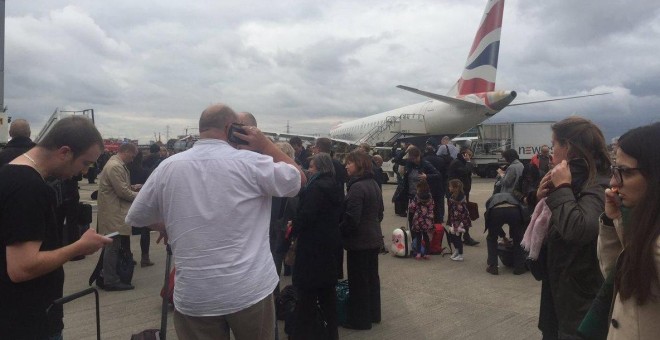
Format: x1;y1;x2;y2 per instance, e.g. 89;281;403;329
450;250;459;259
451;254;464;261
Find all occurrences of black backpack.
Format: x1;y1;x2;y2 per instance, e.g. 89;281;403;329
437;145;454;171
88;245;135;288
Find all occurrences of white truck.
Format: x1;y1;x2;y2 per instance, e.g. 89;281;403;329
470;121;554;178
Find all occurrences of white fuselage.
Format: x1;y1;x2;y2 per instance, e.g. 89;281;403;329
329;98;497;145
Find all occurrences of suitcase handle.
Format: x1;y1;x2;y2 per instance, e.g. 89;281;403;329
160;244;173;340
47;287;101;340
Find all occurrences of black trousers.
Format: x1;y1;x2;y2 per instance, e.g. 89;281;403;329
292;286;339;340
448;233;463;254
56;199;80;246
87;167;97;183
346;248;381;328
432;193;445;223
486;206;525;269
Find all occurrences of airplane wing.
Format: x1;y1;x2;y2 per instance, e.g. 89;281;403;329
262;130;361;148
508;92;612;106
396;85;482;109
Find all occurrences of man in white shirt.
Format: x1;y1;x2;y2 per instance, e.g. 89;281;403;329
126;104;304;340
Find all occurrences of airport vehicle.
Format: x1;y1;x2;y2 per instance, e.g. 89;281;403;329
327;0;605;147
470;121;554;178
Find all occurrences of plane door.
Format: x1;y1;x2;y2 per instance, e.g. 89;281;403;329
399;101;430;135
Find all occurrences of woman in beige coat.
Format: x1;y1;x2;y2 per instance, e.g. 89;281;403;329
598;122;660;339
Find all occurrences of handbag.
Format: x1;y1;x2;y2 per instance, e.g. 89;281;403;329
88;241;135;288
117;243;135;285
284;238;297;266
466;201;479;221
578;270;615;340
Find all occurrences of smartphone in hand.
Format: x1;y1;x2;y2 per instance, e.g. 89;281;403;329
228;123;249;145
105;232;120;238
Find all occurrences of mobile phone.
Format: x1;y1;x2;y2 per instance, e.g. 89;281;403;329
228;123;249;145
105;232;119;238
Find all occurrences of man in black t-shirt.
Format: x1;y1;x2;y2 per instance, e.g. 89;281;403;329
0;116;112;339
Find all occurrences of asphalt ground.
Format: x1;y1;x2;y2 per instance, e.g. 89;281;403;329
61;177;542;339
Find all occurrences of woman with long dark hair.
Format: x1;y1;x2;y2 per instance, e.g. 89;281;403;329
596;122;660;338
531;117;611;339
290;153;344;340
340;150;384;331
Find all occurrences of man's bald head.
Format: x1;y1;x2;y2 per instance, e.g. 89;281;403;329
199;104;237;139
9;119;31;139
237;112;257;127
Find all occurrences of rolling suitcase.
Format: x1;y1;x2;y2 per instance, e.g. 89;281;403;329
131;244;173;340
48;287;101;340
392;198;413;257
429;223;446;255
391;227;412;257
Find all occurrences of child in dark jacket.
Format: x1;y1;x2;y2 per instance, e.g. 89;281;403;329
447;179;472;261
408;180;435;260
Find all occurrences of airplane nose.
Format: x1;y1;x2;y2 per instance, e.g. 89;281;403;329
487;91;517;111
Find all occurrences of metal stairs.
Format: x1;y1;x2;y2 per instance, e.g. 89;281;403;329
359;113;427;146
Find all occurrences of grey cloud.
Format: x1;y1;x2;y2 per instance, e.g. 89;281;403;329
4;0;660;143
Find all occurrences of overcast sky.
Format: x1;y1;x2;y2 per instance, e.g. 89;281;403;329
4;0;660;143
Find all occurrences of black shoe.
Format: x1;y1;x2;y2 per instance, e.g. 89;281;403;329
342;323;372;330
463;238;480;246
104;283;135;291
486;265;499;275
513;267;528;275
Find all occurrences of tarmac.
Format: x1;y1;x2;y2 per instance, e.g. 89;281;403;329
61;177;542;339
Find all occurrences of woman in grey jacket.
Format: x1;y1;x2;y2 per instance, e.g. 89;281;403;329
340;150;384;331
534;117;611;339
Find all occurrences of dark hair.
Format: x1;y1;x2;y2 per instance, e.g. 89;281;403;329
458;146;473;160
119;143;137;153
552;116;611;185
149;144;160;154
315;137;333;153
407;146;421;158
416;179;430;197
345;150;372;177
310;153;335;177
614;122;660;305
289;137;303;147
38;116;103;158
127;150;144;172
502;149;519;163
448;179;464;199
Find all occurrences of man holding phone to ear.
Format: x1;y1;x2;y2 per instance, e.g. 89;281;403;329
126;103;304;340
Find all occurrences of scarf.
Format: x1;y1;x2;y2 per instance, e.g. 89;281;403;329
521;197;552;260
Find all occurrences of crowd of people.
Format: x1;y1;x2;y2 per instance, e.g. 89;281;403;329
0;110;658;340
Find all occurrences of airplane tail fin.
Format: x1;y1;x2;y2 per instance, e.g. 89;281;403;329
447;0;505;97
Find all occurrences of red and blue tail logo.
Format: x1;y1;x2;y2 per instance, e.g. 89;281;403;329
448;0;505;96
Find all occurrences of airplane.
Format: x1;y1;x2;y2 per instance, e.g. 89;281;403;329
327;0;608;147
